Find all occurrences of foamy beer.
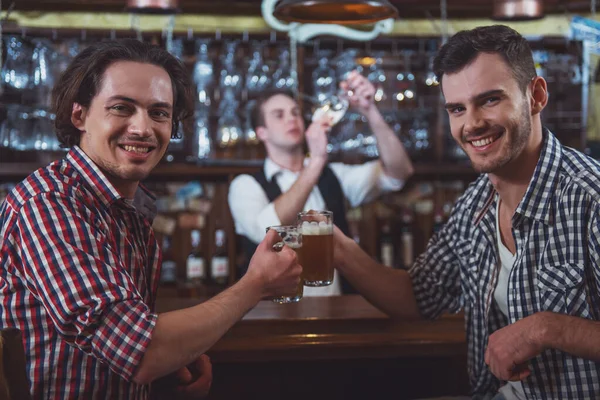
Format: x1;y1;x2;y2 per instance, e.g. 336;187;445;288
297;210;334;286
265;225;304;303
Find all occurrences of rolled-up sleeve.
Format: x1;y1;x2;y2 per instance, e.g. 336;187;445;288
15;193;156;381
407;211;463;319
329;160;405;208
228;174;281;244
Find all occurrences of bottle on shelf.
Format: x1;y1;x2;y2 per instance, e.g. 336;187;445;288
160;234;178;286
432;207;445;235
379;221;395;268
186;229;206;285
400;208;414;269
211;228;229;286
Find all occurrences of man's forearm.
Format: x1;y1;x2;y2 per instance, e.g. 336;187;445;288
273;158;325;225
133;275;264;384
337;239;422;320
538;312;600;361
366;107;414;181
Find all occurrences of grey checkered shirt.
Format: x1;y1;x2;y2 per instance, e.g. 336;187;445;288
408;130;600;398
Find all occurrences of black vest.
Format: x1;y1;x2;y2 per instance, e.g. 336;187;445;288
239;164;356;294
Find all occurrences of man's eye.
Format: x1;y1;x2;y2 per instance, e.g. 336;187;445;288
110;105;130;113
485;97;500;105
449;107;465;114
151;110;170;119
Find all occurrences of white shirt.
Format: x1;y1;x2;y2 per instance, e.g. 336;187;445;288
228;157;405;296
494;200;526;400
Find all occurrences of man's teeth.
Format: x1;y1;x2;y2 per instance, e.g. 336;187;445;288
123;145;149;153
471;137;495;147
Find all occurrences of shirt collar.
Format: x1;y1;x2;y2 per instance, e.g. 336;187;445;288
264;157;309;181
66;146;157;221
472;129;562;227
514;129;562;225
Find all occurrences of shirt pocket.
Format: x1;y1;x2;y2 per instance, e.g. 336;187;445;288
456;239;481;306
536;263;591;318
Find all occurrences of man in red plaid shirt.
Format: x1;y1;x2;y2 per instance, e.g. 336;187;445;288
0;39;301;399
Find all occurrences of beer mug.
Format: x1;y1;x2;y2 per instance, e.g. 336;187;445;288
297;210;334;286
266;225;304;304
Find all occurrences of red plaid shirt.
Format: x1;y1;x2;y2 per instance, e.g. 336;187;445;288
0;146;161;399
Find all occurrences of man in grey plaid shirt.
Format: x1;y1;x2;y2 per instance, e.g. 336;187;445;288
333;25;600;399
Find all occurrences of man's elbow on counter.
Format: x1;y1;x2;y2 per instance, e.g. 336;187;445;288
132;363;155;386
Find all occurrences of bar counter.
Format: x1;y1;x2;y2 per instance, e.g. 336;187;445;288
156;295;470;399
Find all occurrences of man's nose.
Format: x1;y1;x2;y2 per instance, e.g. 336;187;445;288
128;112;153;137
463;109;488;136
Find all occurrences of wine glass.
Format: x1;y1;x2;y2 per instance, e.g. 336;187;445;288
310;89;351;126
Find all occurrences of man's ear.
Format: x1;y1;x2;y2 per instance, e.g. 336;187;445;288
530;76;548;116
71;103;87;132
255;126;267;142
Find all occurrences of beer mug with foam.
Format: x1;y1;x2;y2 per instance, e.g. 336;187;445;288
296;210;333;286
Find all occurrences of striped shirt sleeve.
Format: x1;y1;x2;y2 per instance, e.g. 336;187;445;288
14;192;157;381
408;204;465;319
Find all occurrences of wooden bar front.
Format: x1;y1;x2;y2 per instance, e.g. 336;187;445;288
156;295;469;399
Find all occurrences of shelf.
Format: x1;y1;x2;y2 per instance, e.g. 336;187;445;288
0;160;475;181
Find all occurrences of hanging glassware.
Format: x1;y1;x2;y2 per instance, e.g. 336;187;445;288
193;39;214;109
335;48;362;82
245;41;271;97
272;46;295;90
394;51;417;107
165;122;186;163
192;108;213;161
29;39;56;108
424;53;439;87
216;107;242;158
219;40;242;98
367;51;387;104
408;117;430;160
1;35;32;91
312;50;336;103
168;37;185;61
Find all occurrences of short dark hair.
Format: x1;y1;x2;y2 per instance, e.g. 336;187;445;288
250;88;296;131
51;39;194;148
433;25;536;93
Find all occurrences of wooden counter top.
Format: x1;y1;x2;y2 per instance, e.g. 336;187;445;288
156;295;467;363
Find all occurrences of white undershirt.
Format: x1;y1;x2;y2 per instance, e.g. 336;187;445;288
494;200;526;400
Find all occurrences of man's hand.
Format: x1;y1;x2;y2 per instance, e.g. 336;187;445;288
332;224;356;269
174;354;213;399
341;70;376;115
305;116;331;165
246;229;302;299
152;354;212;399
485;314;547;381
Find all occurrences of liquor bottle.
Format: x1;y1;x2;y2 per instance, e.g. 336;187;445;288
379;221;395;268
211;229;229;286
186;229;206;284
400;209;414;269
160;235;177;285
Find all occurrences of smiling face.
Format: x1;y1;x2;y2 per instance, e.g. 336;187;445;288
72;61;173;197
256;94;305;155
442;53;535;174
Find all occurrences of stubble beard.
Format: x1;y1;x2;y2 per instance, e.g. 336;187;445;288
468;106;532;174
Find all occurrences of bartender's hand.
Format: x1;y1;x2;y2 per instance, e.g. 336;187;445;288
305;116;331;167
246;229;302;298
174;354;213;399
341;70;376;116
